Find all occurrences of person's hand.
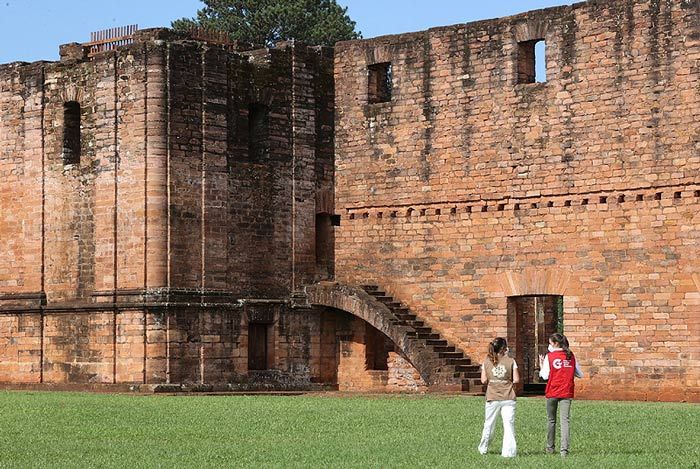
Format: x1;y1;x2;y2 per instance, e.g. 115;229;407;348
538;354;545;366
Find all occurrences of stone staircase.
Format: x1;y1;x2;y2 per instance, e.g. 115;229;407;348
361;285;484;393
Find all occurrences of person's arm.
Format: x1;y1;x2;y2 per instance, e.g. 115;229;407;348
539;354;550;380
480;362;488;385
574;360;584;378
512;361;520;384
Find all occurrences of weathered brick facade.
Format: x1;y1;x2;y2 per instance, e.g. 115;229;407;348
1;0;698;401
334;0;699;401
0;28;349;390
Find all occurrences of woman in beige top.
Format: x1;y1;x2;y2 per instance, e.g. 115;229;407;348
477;337;520;458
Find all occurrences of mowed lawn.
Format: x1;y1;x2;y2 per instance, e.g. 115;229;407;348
0;392;697;468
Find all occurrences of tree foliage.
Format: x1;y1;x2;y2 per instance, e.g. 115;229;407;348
172;0;361;47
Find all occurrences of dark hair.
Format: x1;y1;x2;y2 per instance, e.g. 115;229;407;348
487;337;508;366
549;333;573;360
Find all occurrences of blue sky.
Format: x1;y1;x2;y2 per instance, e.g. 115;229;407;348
0;0;577;64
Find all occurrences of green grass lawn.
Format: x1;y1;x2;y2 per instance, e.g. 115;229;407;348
0;392;697;468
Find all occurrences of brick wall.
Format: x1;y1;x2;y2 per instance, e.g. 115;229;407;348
334;0;699;401
0;30;337;388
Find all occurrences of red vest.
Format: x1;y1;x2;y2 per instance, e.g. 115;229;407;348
545;350;576;399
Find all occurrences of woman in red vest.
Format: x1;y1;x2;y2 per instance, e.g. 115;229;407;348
478;337;520;458
538;333;584;458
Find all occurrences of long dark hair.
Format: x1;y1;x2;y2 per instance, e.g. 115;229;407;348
487;337;508;365
550;333;572;359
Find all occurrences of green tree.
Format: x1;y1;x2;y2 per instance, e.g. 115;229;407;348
172;0;361;47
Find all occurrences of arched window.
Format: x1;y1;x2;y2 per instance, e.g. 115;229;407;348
517;39;546;84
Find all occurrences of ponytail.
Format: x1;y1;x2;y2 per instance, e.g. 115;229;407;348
487;337;508;365
550;332;573;360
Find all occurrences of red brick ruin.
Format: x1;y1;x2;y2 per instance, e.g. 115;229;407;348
0;0;698;401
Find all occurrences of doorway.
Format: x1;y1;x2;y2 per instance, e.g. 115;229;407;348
248;322;273;371
507;295;563;394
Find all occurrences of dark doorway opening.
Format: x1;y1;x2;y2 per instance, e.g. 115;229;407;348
507;295;563;394
248;322;273;371
315;213;334;280
365;323;390;371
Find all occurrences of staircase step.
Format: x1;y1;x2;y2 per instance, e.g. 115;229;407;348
372;295;392;302
446;357;472;366
426;339;448;346
414;327;433;334
361;285;380;292
417;333;440;340
462;379;486;393
455;364;476;372
449;360;473;367
408;320;424;328
395;314;416;322
433;346;455;353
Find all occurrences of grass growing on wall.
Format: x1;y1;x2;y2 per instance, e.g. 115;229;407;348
0;392;697;468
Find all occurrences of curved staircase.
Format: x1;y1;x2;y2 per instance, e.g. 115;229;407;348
360;285;483;393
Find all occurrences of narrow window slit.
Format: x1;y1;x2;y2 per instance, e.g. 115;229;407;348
248;103;269;160
63;101;81;166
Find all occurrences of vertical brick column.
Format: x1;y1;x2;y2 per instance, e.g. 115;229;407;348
289;44;317;290
201;46;230;291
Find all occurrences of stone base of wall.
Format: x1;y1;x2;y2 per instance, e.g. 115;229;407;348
0;303;429;393
577;382;700;403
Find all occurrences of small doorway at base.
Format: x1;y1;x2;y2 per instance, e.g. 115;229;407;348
507;295;563;395
248;322;274;371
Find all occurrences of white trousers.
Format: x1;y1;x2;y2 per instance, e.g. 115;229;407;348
478;400;517;457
